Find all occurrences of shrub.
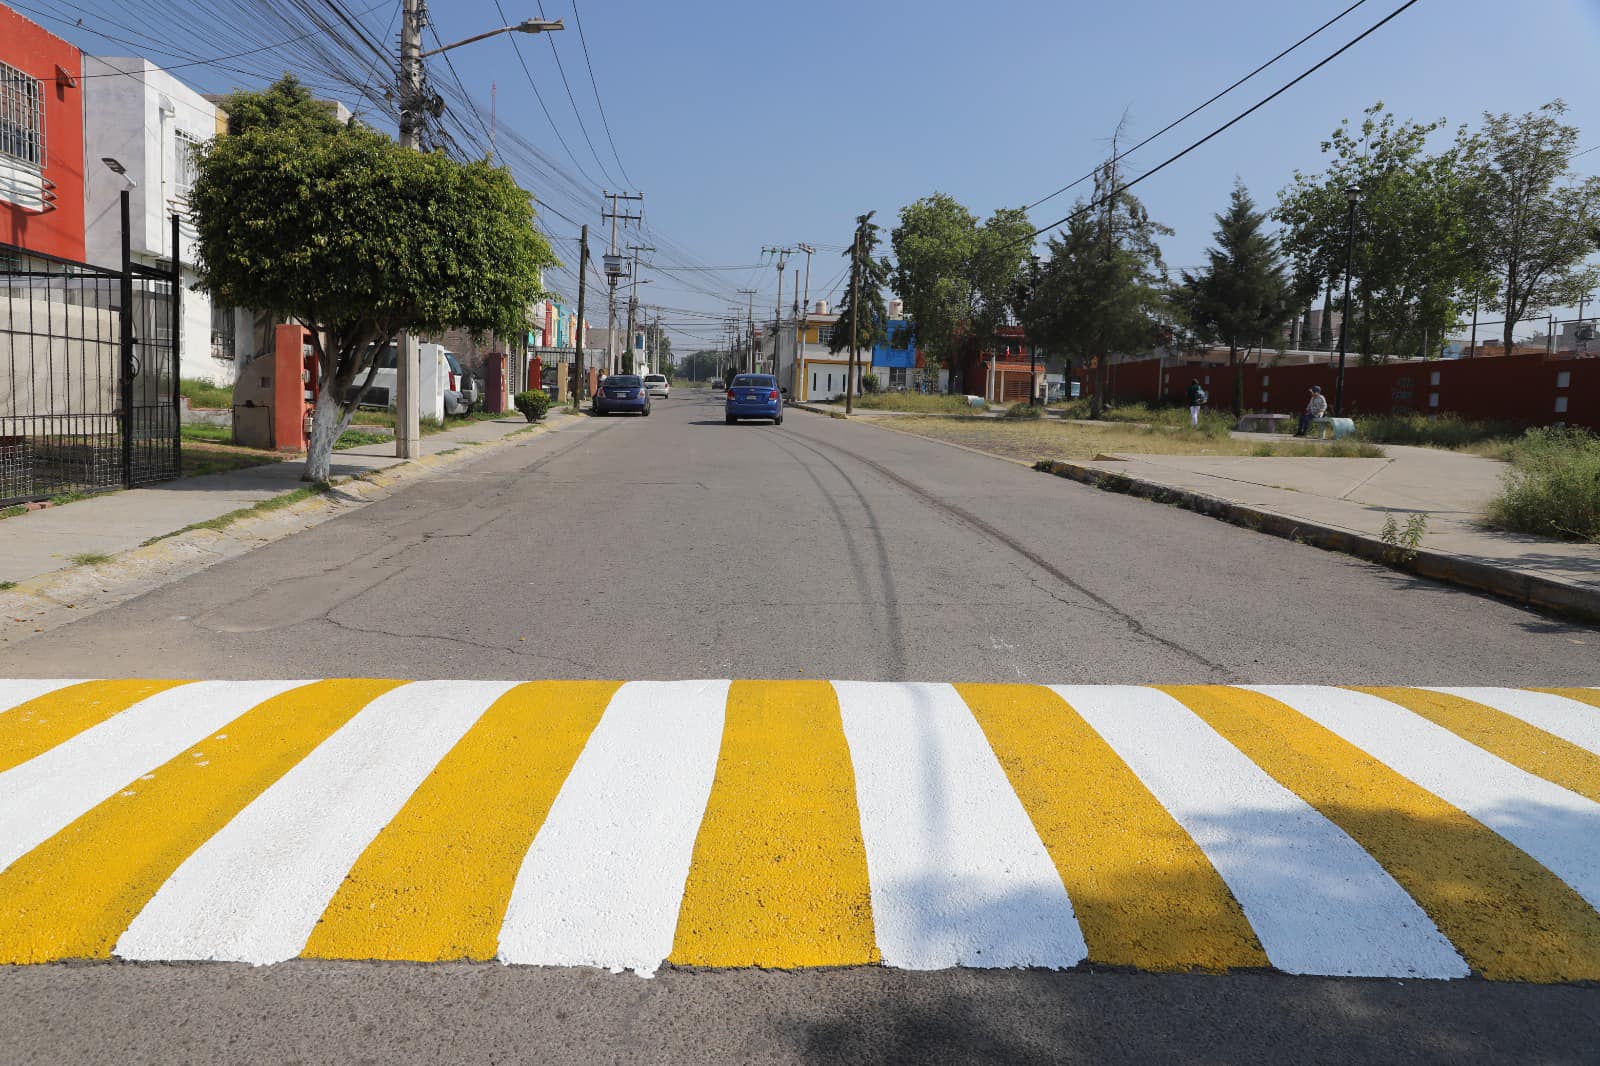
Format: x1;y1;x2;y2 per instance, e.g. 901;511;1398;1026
180;377;233;409
1004;403;1043;420
1356;412;1520;450
860;373;882;394
513;389;551;423
1487;428;1600;543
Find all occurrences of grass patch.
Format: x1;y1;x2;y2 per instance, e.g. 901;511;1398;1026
1250;440;1387;458
350;409;395;428
142;482;333;546
848;393;986;415
180;378;233;410
1486;428;1600;543
1;505;26;520
886;416;1380;465
1003;403;1043;420
0;580;16;591
181;441;285;478
335;428;392;450
180;423;233;443
1356;412;1521;456
68;551;111;566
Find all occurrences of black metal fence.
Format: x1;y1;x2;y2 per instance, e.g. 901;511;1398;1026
1;193;180;506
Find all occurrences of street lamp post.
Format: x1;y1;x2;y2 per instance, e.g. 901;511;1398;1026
393;1;562;458
1334;184;1360;418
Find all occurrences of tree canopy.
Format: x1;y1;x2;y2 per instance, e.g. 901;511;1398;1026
216;74;343;137
190;100;556;479
830;212;892;362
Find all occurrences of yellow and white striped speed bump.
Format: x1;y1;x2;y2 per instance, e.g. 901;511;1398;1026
1;679;1598;981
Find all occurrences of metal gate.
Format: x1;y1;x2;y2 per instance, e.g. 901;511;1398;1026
1;195;180;506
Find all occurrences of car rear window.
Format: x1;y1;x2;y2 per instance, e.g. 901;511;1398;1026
607;376;643;387
445;353;463;374
731;376;775;388
644;375;666;383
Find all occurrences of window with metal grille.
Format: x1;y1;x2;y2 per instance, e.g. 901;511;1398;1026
174;129;200;201
816;324;833;345
0;61;43;167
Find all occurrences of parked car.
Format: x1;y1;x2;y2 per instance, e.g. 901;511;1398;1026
725;373;782;425
349;342;468;415
593;374;651;416
643;373;670;398
711;378;725;390
450;354;481;411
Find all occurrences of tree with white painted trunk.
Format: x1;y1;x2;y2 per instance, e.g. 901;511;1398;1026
188;79;555;481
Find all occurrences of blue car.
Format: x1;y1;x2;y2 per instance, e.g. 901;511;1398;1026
725;374;783;425
593;374;652;416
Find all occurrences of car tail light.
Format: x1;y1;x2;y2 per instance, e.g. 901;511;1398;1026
726;390;735;400
768;390;779;400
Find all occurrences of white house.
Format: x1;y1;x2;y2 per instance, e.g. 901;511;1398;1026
82;57;241;385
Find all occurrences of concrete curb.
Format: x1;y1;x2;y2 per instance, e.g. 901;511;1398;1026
1033;458;1600;624
0;415;571;645
791;401;847;419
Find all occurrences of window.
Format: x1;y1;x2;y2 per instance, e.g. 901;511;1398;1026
210;303;235;361
0;61;43;168
1555;396;1569;414
173;130;200;201
1557;371;1571;389
889;367;908;387
816;325;833;346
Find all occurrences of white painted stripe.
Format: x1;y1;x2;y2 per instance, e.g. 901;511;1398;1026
833;681;1086;971
1056;685;1467;978
1252;686;1600;914
1429;687;1600;757
0;680;305;875
116;680;514;965
497;679;730;975
0;678;90;715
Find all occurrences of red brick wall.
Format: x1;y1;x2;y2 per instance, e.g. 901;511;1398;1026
1091;354;1597;431
0;6;86;261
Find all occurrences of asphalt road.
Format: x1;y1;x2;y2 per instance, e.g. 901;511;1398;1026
2;390;1597;1064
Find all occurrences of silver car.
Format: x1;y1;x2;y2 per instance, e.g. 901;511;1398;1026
643;373;670;398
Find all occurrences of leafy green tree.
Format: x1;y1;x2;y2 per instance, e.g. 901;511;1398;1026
190;120;555;480
890;195;1033;393
217;74;342;137
1464;101;1600;358
1277;104;1481;362
830;213;892;381
1021;157;1169;418
1170;184;1294;415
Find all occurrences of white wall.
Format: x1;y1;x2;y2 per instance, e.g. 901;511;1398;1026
82;57;233;385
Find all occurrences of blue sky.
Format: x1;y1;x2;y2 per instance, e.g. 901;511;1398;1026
29;0;1600;349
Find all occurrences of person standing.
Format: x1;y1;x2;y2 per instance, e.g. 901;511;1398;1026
1186;379;1208;427
1296;385;1327;436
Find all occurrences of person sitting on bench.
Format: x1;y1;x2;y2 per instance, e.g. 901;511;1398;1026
1295;386;1327;437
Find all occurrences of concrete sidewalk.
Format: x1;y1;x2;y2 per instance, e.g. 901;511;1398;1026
0;415;538;585
1039;440;1600;618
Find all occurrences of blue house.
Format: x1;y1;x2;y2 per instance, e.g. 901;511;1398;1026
871;318;918;388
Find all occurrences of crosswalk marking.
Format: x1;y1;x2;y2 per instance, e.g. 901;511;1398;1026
497;680;729;974
303;681;619;962
1429;687;1600;761
1252;687;1600;916
0;680;400;964
116;681;514;964
835;682;1087;971
960;683;1267;973
1061;686;1466;978
0;680;306;876
0;679;1597;981
0;679;89;717
1168;686;1600;982
0;680;189;773
671;681;877;968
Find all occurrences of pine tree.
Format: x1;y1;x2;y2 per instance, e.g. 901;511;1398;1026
1170;183;1294;416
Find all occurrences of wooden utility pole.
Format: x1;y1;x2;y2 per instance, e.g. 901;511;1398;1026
847;226;860;415
573;225;589;408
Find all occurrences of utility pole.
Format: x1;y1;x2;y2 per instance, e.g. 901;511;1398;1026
625;243;655;374
763;246;794;381
393;0;425;458
847;227;860;415
796;243;814;401
602;191;643;374
737;288;758;375
573;224;589;408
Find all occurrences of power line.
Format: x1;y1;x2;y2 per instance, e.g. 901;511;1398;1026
569;0;634;187
532;0;620;187
1027;0;1373;212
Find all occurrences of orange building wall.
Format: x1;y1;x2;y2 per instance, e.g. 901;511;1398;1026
0;6;86;261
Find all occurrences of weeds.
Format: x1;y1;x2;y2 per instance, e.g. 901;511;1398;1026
140;482;333;546
1487;428;1600;543
1;505;26;520
848;393;984;415
179;423;232;443
1253;440;1386;458
0;580;16;591
1003;403;1043;420
1356;412;1520;452
68;551;111;567
179;378;233;409
1379;512;1430;562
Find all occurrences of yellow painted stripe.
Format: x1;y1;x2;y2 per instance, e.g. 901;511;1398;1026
0;678;399;964
302;681;620;962
1163;685;1600;982
0;679;189;773
1357;687;1600;805
670;680;877;967
958;683;1268;972
1535;688;1600;712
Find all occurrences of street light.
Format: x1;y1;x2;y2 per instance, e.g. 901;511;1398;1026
419;19;563;57
1334;183;1360;417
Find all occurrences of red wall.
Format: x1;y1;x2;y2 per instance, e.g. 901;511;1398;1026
1089;354;1600;431
0;6;85;261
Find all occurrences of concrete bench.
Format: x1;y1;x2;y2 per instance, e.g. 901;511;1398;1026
1308;416;1356;439
1236;413;1294;433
